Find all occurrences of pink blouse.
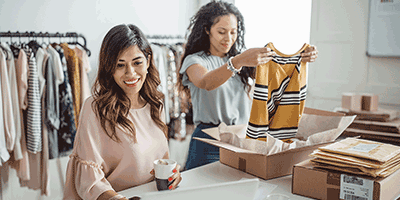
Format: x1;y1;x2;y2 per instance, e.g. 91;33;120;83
63;97;169;200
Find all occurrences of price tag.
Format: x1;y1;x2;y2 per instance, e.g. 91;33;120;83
340;174;373;200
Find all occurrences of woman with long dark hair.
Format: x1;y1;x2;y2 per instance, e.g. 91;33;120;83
63;24;181;200
178;1;318;170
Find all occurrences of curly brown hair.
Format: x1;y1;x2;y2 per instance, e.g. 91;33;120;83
92;24;167;143
177;1;255;97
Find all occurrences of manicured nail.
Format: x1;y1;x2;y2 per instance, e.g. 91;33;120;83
173;169;177;173
168;178;172;182
169;185;173;190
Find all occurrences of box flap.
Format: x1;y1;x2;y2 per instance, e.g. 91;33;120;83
201;127;221;140
268;141;333;156
202;124;247;140
304;107;345;116
194;137;263;155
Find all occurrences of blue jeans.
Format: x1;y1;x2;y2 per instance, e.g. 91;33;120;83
185;123;220;170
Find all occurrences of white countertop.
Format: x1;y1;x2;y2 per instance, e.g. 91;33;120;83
119;161;313;200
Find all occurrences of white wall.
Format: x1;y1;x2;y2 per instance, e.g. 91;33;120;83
236;0;312;53
0;0;198;199
307;0;400;112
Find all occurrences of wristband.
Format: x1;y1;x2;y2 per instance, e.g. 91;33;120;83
109;194;125;200
226;57;242;76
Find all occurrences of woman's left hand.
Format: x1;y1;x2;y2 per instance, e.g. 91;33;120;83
149;164;182;190
301;45;318;63
167;164;182;190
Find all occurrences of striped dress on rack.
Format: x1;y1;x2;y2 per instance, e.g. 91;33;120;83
246;43;309;141
26;50;42;153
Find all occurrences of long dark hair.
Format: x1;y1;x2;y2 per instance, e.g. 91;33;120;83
177;1;255;96
92;24;167;143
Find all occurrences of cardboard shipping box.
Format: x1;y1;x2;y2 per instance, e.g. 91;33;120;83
292;159;400;200
218;141;330;180
195;107;355;180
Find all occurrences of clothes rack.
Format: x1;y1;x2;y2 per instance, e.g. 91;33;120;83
147;35;191;140
145;35;184;39
0;31;91;56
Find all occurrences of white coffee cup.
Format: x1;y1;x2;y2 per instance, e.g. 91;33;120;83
153;159;177;190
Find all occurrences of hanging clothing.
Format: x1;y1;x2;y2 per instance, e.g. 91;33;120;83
44;50;61;159
20;49;51;194
35;47;47;97
63;97;169;200
0;47;16;153
25;50;42;153
151;44;169;123
0;49;11;165
246;42;309;141
1;43;23;160
60;43;81;126
15;48;29;110
9;48;30;181
54;45;77;157
73;46;91;104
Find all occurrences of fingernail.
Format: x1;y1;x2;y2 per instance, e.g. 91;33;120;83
173;169;177;173
169;185;173;190
168;177;173;181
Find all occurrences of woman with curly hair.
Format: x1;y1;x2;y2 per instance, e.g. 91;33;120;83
63;24;181;200
178;1;318;170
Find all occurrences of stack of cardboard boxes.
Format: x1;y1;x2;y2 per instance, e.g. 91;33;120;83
335;93;400;145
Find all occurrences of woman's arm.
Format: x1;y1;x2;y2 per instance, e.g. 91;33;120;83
186;47;276;91
97;190;127;200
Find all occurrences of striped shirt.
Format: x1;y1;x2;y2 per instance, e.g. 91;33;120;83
246;43;309;141
26;50;42;153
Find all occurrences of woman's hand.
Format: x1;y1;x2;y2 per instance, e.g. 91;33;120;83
167;164;182;190
301;45;318;63
232;47;277;68
149;164;182;190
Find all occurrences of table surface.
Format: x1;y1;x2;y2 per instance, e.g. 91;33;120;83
119;161;314;200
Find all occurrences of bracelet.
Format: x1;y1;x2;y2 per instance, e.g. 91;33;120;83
109;194;125;200
226;57;242;77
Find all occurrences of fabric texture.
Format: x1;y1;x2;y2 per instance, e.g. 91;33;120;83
246;42;309;141
63;97;169;200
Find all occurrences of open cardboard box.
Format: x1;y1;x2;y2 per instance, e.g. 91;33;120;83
292;159;400;200
194;107;355;180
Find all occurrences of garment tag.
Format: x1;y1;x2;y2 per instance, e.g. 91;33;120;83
340;174;373;200
348;143;380;153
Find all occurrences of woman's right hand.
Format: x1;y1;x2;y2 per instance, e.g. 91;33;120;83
231;47;277;69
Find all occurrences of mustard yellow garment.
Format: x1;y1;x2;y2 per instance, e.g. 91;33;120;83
246;43;309;141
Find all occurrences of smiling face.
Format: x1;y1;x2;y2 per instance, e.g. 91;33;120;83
113;45;149;102
207;14;238;57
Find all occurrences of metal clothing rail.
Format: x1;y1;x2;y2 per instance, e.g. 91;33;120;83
0;31;91;56
145;35;184;40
